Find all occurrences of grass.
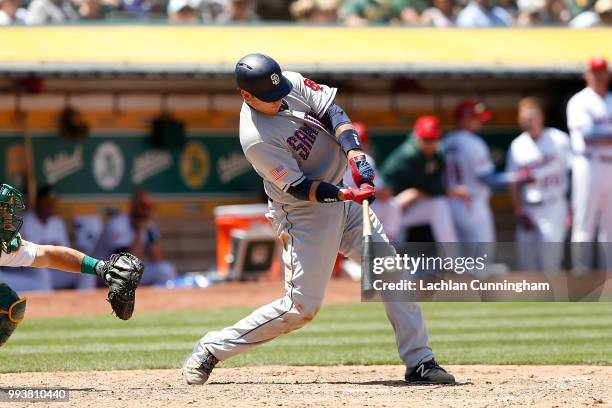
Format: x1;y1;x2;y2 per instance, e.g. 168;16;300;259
1;302;611;373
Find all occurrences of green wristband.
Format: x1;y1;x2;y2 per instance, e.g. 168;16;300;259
81;255;100;275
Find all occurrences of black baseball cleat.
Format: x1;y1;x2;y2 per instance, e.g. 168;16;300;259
405;358;456;384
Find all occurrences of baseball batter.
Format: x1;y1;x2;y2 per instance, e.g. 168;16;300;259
567;57;612;273
0;184;144;347
506;97;571;271
182;53;455;385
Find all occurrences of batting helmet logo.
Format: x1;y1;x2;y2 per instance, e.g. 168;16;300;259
270;73;280;85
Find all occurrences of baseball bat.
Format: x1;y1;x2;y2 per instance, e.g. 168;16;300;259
362;199;374;296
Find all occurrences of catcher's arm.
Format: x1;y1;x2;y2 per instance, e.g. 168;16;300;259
30;243;94;273
29;242;144;320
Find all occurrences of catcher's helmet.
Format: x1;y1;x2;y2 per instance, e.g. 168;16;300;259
235;53;293;103
0;184;25;247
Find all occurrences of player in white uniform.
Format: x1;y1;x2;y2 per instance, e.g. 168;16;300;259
444;100;497;242
182;53;455;386
506;97;571;271
567;57;612;274
444;100;531;244
0;184;144;347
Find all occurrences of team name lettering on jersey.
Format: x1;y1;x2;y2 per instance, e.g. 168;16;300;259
287;124;318;160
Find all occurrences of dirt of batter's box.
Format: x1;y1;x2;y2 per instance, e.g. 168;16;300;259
23;279;362;318
1;365;610;408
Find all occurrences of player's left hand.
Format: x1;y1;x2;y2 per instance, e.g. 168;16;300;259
341;184;376;204
98;252;144;320
348;153;375;187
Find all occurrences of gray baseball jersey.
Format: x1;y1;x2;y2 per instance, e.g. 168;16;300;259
187;71;434;371
240;71;347;204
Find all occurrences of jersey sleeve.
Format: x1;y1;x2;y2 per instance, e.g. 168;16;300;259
0;240;37;267
244;142;305;192
470;138;495;176
505;142;519;172
284;71;338;117
108;216;134;251
554;129;573;169
566;96;592;133
566;96;612;140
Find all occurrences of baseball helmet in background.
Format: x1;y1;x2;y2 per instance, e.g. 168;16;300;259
352;122;369;146
235;53;293;103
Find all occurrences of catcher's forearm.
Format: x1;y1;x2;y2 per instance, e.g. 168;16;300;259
30;244;101;275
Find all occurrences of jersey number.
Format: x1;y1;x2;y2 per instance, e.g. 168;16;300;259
304;78;322;91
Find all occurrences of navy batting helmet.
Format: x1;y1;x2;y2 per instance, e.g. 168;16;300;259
235;54;293;103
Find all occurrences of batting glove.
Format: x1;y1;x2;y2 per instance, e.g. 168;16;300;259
348;154;375;187
341;184;376;205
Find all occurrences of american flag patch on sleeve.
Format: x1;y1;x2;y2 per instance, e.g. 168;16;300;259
270;165;288;180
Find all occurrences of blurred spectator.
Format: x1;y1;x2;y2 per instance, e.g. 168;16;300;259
120;0;152;17
255;0;296;20
227;0;258;21
380;116;463;242
495;0;519;15
95;189;176;286
570;0;612;26
290;0;339;23
1;185;96;291
340;0;393;25
595;0;612;25
565;0;595;18
421;0;456;26
340;0;428;25
456;0;513;27
26;0;79;23
167;0;201;22
200;0;230;22
516;0;571;25
73;0;104;19
342;122;403;241
0;0;27;24
391;0;429;24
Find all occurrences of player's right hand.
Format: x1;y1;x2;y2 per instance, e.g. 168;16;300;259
340;184;375;204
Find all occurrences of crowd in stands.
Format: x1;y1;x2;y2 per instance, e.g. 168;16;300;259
0;0;610;27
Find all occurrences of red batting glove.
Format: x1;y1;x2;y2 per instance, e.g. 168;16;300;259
348;154;375;187
341;184;376;204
